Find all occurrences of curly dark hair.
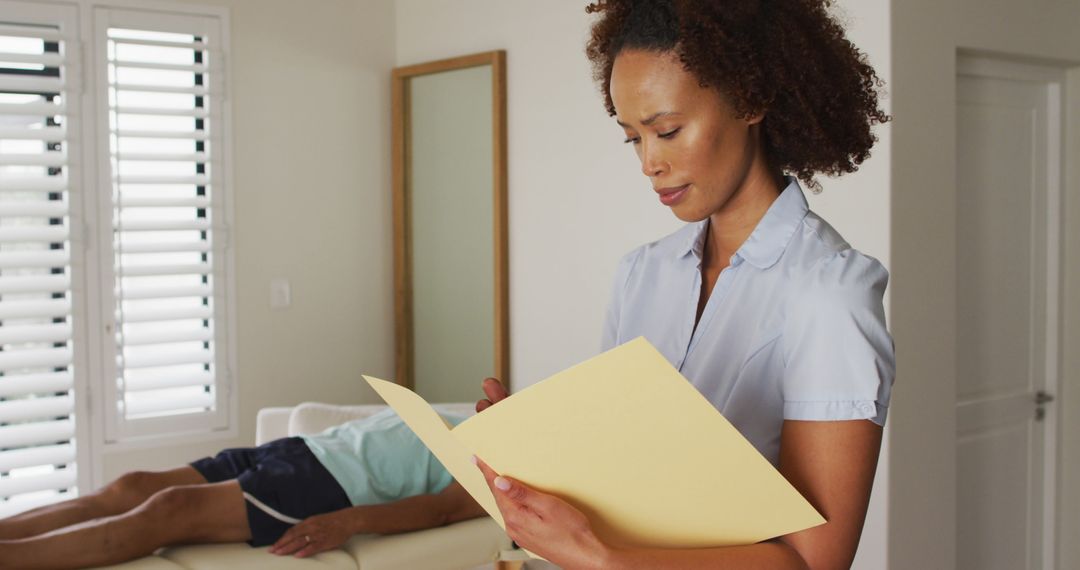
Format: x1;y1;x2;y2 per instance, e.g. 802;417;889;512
585;0;889;188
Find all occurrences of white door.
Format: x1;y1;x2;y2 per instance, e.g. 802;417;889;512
955;57;1064;570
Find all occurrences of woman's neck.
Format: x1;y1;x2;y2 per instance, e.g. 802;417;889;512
705;165;784;266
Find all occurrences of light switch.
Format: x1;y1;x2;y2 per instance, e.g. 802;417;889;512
270;278;291;309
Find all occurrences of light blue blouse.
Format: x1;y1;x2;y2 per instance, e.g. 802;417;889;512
601;178;895;465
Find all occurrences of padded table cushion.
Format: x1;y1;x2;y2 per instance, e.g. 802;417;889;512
160;543;357;570
345;518;507;570
96;402;509;570
92;554;187;569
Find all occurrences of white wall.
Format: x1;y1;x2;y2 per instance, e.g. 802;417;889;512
394;0;891;385
395;0;676;389
889;1;1080;568
100;0;397;481
821;5;893;566
395;2;891;568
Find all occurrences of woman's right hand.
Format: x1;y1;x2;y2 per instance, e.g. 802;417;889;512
475;377;508;412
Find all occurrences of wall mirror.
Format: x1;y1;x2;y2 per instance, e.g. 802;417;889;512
392;50;508;402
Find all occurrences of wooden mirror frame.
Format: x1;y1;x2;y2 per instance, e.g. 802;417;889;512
391;50;509;392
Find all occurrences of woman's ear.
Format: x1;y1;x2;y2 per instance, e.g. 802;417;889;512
745;110;766;126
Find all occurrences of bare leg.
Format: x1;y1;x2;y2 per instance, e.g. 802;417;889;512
0;467;205;540
0;480;250;570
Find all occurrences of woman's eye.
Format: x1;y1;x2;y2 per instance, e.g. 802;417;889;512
622;129;677;144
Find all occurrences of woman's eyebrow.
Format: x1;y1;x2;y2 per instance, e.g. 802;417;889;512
616;111;682;128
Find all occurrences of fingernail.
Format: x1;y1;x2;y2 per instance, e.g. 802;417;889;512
494;476;511;491
471;454;478;466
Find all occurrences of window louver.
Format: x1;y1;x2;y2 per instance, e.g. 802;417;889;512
0;8;81;517
100;19;228;435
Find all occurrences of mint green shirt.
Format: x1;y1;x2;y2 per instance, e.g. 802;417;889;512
301;408;466;506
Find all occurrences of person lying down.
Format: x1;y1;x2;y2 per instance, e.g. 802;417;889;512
0;408;485;570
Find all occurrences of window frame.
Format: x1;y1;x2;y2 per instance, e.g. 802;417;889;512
89;3;237;448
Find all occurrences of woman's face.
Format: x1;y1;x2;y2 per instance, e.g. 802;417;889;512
609;49;764;222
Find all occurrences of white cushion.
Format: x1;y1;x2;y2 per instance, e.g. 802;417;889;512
255;407;293;445
288;403;390;437
344;518;507;570
287;402;477;437
92;555;188;569
159;544;356;570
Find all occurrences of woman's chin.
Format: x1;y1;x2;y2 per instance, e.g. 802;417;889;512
668;203;710;223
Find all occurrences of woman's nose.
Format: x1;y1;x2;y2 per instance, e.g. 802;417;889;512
639;143;667;177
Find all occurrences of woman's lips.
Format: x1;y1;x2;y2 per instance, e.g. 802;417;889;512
657;184;690;206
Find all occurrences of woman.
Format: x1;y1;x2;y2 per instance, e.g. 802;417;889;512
475;1;894;568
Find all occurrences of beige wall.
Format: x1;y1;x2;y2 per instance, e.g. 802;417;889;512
100;0;397;481
890;1;1080;568
889;2;958;566
394;1;891;568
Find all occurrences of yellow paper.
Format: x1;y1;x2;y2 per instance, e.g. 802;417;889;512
363;336;825;550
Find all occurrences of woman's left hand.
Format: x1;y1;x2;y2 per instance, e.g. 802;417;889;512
475;457;612;569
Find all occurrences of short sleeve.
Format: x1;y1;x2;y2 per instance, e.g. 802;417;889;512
781;250;895;425
600;249;639;352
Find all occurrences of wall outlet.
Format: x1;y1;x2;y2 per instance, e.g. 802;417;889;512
270;278;291;309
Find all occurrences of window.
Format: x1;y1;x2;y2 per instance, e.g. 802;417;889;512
0;0;82;519
0;1;233;515
95;9;232;441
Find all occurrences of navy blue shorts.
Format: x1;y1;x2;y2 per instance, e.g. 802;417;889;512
190;437;351;547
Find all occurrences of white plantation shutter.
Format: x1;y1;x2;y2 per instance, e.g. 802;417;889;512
95;9;231;439
0;1;85;516
0;2;233;509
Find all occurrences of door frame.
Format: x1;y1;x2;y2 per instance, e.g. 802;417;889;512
1061;64;1080;570
956;53;1072;570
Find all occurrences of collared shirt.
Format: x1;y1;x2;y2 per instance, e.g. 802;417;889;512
601;177;895;466
302;408;467;506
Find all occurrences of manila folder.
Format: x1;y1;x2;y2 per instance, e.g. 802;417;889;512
363;336;825;550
